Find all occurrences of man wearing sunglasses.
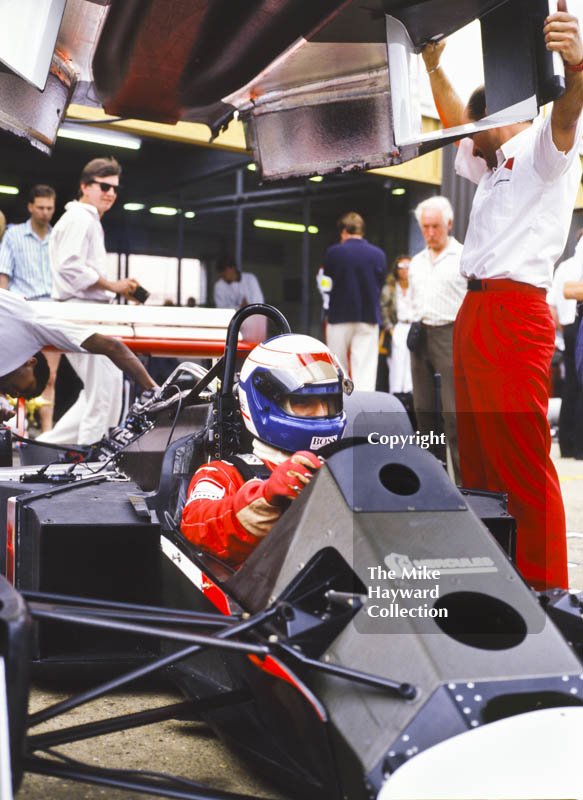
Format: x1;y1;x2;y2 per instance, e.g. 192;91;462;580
38;157;139;444
50;157;137;303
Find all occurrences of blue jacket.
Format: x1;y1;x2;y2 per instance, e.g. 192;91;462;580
324;238;387;325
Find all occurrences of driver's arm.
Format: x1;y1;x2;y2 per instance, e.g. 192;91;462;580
181;453;322;567
80;333;157;391
181;462;281;566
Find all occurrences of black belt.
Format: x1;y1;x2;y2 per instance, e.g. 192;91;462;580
467;278;544;296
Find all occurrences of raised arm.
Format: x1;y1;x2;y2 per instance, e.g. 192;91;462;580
81;333;157;391
421;41;466;128
545;0;583;152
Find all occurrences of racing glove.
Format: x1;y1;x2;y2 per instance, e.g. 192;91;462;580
262;451;323;505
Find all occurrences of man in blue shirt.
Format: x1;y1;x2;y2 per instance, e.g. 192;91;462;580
0;185;58;431
0;185;56;299
323;212;386;391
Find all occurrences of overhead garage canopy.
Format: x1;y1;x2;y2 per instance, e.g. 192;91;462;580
0;0;566;177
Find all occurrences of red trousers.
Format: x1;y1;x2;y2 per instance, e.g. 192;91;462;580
453;284;567;590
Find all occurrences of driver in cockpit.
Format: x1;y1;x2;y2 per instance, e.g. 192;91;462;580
180;334;350;566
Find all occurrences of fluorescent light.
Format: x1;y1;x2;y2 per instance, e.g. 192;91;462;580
0;185;19;195
123;202;145;211
392;187;406;196
309;176;323;182
254;219;318;234
57;122;141;150
247;163;257;172
150;206;179;216
184;211;196;219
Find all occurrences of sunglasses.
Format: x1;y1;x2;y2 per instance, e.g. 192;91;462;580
89;180;119;194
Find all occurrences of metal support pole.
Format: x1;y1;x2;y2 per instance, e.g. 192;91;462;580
301;196;311;333
24;757;270;800
116;252;123;305
235;169;244;270
176;192;185;306
27;692;250;750
381;186;389;254
29;607;267;655
27;606;279;728
0;658;13;800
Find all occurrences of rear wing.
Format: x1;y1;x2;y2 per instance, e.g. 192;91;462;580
238;0;565;179
0;0;568;173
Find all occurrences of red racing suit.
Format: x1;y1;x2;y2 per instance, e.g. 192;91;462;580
180;458;280;567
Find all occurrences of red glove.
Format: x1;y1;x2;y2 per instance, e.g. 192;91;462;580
263;451;323;505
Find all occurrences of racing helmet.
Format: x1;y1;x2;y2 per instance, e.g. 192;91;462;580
238;334;350;453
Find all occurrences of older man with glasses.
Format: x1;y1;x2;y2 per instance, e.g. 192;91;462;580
37;157;139;446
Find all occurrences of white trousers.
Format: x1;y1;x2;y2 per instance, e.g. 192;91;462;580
326;321;379;392
36;353;123;445
388;322;413;394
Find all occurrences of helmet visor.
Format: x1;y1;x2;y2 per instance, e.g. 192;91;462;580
283;392;343;418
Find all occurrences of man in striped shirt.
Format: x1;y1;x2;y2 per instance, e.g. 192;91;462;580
0;185;55;299
0;185;59;432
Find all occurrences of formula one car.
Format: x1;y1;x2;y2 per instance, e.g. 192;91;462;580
1;304;583;800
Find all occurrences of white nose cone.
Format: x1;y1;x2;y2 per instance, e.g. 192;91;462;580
378;706;583;800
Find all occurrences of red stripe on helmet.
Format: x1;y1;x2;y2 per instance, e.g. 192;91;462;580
297;352;335;367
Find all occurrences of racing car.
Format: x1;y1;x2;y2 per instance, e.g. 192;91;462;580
1;304;583;800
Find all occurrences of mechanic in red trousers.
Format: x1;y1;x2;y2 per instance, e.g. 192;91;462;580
421;1;583;589
181;334;349;566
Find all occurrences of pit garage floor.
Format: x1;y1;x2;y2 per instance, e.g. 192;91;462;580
558;443;583;591
18;444;583;800
21;688;294;800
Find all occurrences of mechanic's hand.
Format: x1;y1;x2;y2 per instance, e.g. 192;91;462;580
421;40;446;72
263;451;323;505
545;1;583;66
138;387;159;404
0;396;15;423
111;278;139;301
0;408;15;424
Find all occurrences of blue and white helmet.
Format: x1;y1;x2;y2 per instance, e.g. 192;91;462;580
238;334;350;453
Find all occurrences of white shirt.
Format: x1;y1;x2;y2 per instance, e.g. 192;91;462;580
213;272;264;308
395;283;413;323
50;201;114;302
547;239;583;326
214;272;266;342
409;237;466;326
0;289;89;377
456;113;583;291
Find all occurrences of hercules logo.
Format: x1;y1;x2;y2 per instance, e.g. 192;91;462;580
384;552;498;576
384;553;414;576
